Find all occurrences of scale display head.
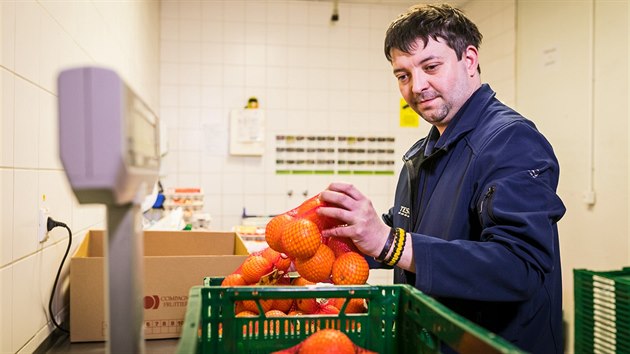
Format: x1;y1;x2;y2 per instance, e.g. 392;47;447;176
58;67;160;205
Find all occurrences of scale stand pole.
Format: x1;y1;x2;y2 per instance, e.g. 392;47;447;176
105;201;145;354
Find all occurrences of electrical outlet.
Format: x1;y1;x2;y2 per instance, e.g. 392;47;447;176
38;206;50;243
583;190;596;206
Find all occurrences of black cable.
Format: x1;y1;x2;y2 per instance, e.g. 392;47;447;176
47;217;72;333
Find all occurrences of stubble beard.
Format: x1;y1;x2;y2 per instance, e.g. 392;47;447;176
416;97;451;126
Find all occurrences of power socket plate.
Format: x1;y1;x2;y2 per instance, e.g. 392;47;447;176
38;207;50;243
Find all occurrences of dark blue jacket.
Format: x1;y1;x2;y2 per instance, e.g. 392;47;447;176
383;84;566;353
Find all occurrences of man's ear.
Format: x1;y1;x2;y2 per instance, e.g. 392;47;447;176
463;45;479;76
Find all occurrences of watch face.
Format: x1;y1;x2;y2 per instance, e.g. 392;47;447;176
126;89;159;170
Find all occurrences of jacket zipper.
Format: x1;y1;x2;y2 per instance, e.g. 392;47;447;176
479;186;496;222
404;158;416;230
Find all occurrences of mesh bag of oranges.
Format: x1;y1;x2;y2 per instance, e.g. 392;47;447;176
224;193;370;287
218;193;372;320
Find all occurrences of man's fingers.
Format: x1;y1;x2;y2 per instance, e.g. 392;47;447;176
318;206;351;225
320;224;354;238
327;182;364;201
319;190;349;209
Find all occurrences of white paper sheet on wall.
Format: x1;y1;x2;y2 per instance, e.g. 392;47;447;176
229;108;265;156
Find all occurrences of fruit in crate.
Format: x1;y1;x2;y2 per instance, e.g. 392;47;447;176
289;194;341;231
239;298;274;314
261;192;370;285
332;252;370;285
241;255;274;284
329;297;368;314
299;329;355;354
218;191;371;329
282;219;322;260
265;214;294;254
265;193;344;256
271;329;376;354
327;236;360;258
293;244;335;283
265;309;287;318
272;297;295;313
221;273;246;286
262;247;292;273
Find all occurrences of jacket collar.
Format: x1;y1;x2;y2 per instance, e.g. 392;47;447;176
404;84;496;160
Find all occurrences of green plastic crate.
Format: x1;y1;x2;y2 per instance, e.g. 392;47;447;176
176;283;525;354
574;268;630;354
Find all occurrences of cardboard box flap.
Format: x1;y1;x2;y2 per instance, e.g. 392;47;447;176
144;231;240;256
73;230;248;257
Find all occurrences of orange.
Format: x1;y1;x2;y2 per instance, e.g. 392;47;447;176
241;299;274;314
292;276;314;287
236;310;257;317
282;219;322;260
272;298;295;313
261;246;280;263
241;255;273;284
331;252;369;285
355;346;377;354
294;244;335;283
329;298;367;314
316;304;340;315
327;237;360;258
298;329;355;354
296;298;320;314
262;247;292;273
275;254;293;273
296;298;340;315
265;309;287;317
290;194;342;231
301;210;341;233
221;273;246;286
265;214;294;253
235;301;246;314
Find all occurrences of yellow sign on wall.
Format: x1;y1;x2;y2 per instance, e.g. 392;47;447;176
399;98;419;128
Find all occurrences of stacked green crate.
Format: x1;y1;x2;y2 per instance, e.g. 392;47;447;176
574;268;630;353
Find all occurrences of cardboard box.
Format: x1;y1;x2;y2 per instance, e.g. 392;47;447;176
70;230;249;342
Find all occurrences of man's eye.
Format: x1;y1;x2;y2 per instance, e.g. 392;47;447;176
425;64;439;72
397;74;408;82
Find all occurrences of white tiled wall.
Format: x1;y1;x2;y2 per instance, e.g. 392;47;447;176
0;1;159;353
464;1;516;106
160;0;427;230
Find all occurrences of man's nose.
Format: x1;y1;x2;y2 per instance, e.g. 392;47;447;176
411;70;429;94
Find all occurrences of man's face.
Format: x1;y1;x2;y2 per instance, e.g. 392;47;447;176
390;37;477;133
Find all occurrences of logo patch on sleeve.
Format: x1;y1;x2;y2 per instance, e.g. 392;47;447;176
398;206;410;218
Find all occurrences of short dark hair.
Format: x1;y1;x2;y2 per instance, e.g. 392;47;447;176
384;4;482;73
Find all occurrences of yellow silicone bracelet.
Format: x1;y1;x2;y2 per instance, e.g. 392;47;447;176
386;228;406;267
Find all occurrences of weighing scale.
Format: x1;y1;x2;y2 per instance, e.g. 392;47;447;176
58;67;160;353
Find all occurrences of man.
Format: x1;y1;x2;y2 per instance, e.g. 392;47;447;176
318;4;566;353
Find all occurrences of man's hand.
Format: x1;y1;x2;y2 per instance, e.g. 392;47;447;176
317;182;391;258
